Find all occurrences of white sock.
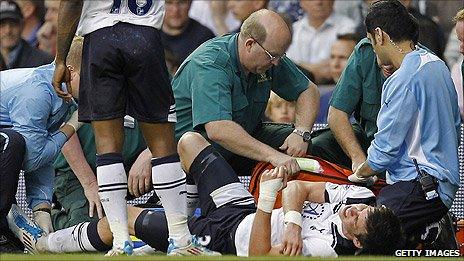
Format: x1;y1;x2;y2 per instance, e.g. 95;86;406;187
97;157;131;248
186;184;199;217
151;155;191;246
40;222;97;253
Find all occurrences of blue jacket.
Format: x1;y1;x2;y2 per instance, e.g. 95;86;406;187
0;63;71;208
367;49;461;208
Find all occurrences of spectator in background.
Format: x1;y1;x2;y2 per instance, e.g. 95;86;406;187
287;0;356;84
418;0;462;40
265;92;296;124
161;0;215;63
164;47;181;76
227;0;269;33
14;0;45;47
339;0;446;60
329;33;358;83
0;0;52;70
450;9;463;120
445;25;461;67
189;0;240;36
36;0;58;56
268;0;304;24
399;0;446;60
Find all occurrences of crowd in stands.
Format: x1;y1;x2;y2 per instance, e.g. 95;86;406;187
0;0;463;257
1;0;462;122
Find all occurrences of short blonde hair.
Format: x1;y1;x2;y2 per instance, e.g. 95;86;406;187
453;9;464;22
66;36;83;72
265;92;295;119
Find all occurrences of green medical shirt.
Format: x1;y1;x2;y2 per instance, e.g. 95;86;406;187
53;112;146;173
173;33;311;140
330;38;385;141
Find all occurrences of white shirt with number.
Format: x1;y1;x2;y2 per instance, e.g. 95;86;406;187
77;0;165;36
234;183;375;257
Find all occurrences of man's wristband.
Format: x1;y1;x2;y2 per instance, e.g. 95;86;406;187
284;210;302;228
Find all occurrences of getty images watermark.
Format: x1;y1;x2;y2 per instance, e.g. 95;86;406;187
395;250;460;257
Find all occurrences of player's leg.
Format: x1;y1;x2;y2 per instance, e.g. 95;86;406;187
79;27;131;254
122;23;195;252
177;132;255;254
0;129;26;253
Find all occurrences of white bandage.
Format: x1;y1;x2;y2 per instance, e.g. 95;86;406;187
284;210;302;228
257;179;283;213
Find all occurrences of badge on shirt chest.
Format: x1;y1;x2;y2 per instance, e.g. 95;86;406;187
257;72;272;83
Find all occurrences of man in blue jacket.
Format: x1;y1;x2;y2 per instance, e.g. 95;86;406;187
349;0;460;244
0;38;83;252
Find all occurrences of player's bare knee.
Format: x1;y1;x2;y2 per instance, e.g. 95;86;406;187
178;132;204;153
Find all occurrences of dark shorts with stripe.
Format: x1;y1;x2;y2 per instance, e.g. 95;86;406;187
79;22;175;123
135;146;256;254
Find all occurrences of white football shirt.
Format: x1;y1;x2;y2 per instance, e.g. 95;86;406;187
234;183;375;257
77;0;165;36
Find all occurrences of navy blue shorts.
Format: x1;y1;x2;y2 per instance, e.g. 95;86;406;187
376;180;448;237
79;22;175;123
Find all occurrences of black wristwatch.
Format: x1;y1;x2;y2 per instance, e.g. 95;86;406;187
292;128;311;142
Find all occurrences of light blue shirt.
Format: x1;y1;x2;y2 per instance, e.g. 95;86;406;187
0;63;71;208
367;49;461;208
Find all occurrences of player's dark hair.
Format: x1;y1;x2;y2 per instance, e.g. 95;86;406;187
356;206;404;255
365;0;419;44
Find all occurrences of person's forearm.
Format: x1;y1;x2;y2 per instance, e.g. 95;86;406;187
294;85;319;132
328;107;366;161
55;0;83;63
205;120;279;162
249;209;273;255
283;181;326;208
62;132;96;187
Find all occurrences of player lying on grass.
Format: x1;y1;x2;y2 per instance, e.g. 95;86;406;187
9;132;404;256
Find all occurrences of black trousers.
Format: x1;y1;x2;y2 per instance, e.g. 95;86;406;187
0;129;25;232
377;180;449;246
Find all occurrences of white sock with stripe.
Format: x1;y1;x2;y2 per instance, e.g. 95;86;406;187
96;153;131;249
151;154;191;247
39;222;97;253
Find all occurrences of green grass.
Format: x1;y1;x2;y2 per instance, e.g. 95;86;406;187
0;254;462;261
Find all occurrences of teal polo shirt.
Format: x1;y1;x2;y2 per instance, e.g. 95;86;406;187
173;33;311;140
330;38;386;141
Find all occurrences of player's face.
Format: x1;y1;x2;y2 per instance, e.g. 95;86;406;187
339;204;372;238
